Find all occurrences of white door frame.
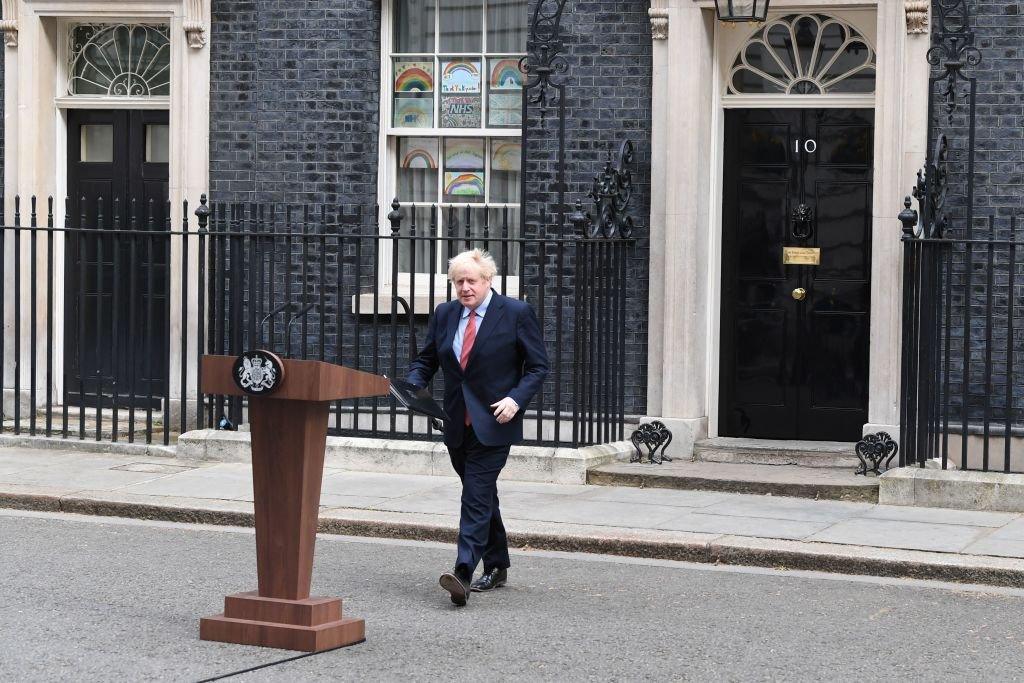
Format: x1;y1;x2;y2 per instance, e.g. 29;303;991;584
645;0;932;453
2;0;210;412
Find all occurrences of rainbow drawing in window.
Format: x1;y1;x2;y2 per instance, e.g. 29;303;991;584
444;171;485;197
441;60;481;93
490;141;521;172
444;138;485;170
489;59;523;90
400;138;438;169
393;97;433;128
394;61;434;92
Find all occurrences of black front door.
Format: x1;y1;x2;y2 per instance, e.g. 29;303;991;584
720;108;873;441
66;109;170;406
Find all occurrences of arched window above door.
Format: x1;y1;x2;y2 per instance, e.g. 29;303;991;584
68;24;171;97
727;14;875;96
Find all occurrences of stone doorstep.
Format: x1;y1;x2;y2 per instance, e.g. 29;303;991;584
880;467;1024;513
693;437;861;469
176;428;632;485
587;460;879;503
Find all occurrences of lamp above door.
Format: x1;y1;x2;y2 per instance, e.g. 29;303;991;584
714;0;770;23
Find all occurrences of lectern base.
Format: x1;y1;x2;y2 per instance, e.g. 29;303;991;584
200;591;365;652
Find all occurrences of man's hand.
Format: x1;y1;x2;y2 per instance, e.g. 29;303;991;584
490;397;519;424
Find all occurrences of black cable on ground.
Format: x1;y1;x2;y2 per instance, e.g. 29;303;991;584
194;643;352;682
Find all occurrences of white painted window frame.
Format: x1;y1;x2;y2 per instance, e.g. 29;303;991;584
373;0;523;313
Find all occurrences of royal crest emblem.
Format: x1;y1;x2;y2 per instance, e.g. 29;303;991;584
232;350;284;395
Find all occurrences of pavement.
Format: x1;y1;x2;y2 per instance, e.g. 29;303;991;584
4;444;1024;588
6;510;1024;681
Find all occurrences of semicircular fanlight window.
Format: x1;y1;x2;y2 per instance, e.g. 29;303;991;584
69;24;171;97
727;14;875;95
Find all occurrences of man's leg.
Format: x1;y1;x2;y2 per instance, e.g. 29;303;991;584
481;488;510;572
454;431;509;575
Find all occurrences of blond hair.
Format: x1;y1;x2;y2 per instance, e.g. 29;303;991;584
447;248;498;281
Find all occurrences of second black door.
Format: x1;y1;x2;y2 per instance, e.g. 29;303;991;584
66;109;170;406
720;108;873;442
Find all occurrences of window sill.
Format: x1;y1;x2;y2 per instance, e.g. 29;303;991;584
352;282;521;316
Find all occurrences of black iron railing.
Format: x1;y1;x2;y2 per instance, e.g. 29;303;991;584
0;195;205;445
900;190;1024;473
0;195;632;448
204;199;632;447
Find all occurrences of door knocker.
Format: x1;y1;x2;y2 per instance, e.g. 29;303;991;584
791;203;814;239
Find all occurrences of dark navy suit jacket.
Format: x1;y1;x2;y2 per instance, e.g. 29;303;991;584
407;291;549;447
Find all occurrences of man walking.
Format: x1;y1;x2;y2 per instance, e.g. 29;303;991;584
406;249;549;606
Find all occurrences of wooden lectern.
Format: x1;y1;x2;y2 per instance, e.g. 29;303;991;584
198;352;389;652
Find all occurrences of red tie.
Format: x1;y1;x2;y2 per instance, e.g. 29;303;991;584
460;310;477;425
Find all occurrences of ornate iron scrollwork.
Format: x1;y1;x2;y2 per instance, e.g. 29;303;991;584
630;421;673;464
928;0;981;124
791;203;814;239
909;134;949;239
569;140;636;238
855;432;899;476
520;0;570;116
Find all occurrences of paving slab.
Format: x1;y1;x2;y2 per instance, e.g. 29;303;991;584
114;463;254;501
0;458;178;491
693;495;869;524
577;485;731;508
861;504;1019;528
656;511;831;540
807;518;992;553
523;499;691;529
960;536;1024;559
320;469;455;499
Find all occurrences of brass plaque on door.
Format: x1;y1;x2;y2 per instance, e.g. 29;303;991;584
783;246;821;266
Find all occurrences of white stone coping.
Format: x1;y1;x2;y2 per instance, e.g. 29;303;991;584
880;467;1024;513
177;429;633;485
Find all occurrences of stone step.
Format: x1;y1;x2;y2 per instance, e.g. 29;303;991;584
587;460;878;502
693;437;861;469
2;407;174;443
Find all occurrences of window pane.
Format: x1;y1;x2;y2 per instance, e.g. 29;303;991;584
486;0;528;53
80;125;113;162
489;139;520;203
69;24;170;97
487;57;523;128
394;0;435;52
443;138;485;203
146;124;169;163
439;0;482;52
486;207;520;277
440;59;482;128
398;206;437;273
393;59;435;128
398;137;439;202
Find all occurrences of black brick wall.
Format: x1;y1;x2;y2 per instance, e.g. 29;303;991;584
209;0;381;203
523;0;652;416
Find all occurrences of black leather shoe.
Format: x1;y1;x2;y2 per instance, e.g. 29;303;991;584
439;569;470;606
471;567;507;592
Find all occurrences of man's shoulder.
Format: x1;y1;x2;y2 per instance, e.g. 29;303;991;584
491;293;537;323
434;299;460;316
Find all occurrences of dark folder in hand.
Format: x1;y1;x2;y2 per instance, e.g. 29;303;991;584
387;378;448;429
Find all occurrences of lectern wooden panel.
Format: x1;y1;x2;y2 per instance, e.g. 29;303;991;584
198;353;389;652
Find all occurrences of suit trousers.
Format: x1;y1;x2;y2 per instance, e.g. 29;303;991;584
448;426;511;575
